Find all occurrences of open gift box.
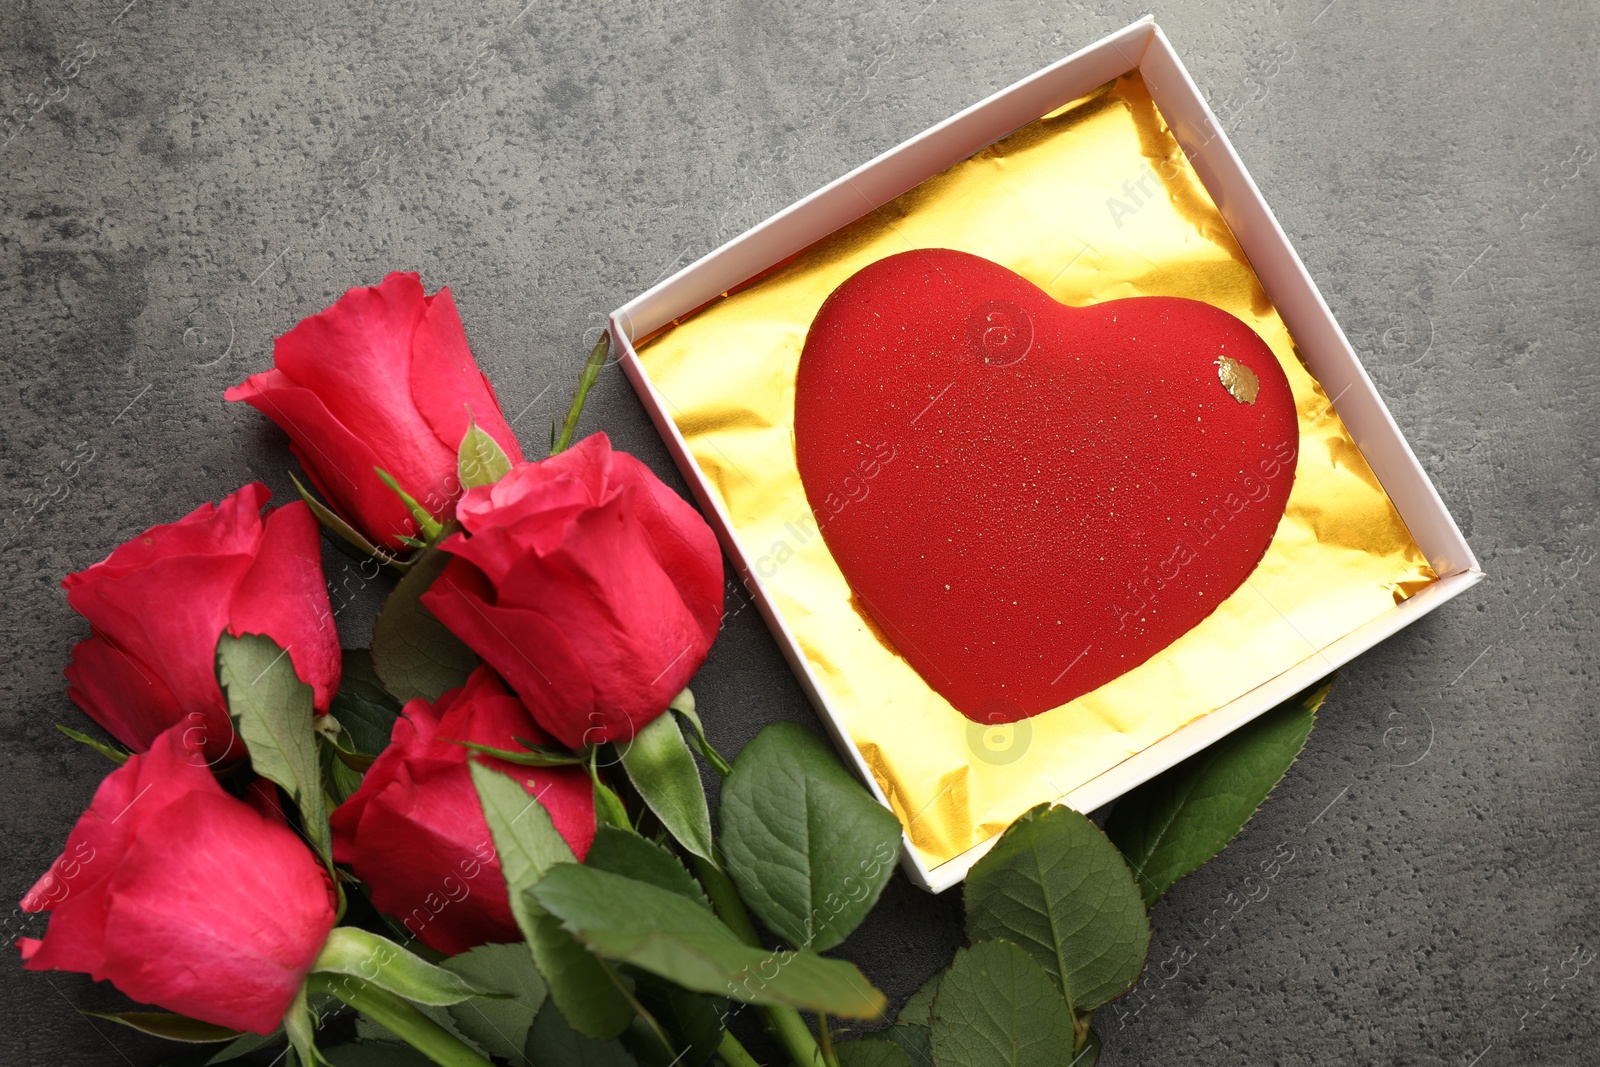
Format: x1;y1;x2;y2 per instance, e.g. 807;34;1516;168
611;16;1483;892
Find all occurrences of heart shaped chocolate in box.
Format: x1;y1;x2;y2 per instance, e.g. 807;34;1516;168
794;249;1299;725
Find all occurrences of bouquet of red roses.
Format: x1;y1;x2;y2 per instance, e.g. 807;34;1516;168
22;273;1326;1067
22;272;906;1067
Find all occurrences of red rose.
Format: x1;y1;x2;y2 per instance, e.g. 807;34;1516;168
224;272;525;550
63;483;339;765
330;666;595;955
18;725;337;1034
421;433;723;748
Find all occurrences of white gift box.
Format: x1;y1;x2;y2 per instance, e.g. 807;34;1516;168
611;16;1483;892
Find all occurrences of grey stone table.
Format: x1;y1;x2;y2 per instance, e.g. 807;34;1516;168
2;1;1595;1064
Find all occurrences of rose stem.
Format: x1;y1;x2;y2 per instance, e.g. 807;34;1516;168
816;1012;842;1067
717;1031;764;1067
694;855;823;1066
316;975;493;1067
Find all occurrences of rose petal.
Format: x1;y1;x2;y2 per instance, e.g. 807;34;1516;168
99;790;336;1034
609;449;725;645
228;501;342;711
409;285;525;470
344;761;518;955
64;635;189;754
268;273;451;474
226;380;420;549
63;485;268;584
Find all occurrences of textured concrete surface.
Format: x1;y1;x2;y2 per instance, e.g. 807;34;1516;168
2;0;1596;1064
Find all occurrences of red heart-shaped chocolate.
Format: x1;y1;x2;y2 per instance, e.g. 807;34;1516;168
794;249;1298;724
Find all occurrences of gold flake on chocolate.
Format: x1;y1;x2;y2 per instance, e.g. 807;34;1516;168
1215;356;1260;405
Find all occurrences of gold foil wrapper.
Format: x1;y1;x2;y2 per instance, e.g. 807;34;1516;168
637;72;1436;874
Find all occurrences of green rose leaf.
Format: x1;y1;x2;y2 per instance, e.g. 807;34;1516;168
469;763;575;896
964;805;1149;1014
458;418;513;490
592;775;633;831
526;910;636;1042
310;927;501;1006
528;864;887;1019
835;1036;911;1067
929;941;1077;1067
443;942;548;1061
1105;678;1329;906
469;763;634;1040
87;1011;243;1043
1073;1028;1102;1066
718;722;902;952
525;999;638;1066
372;543;479;705
898;969;943;1027
619;711;717;865
322;742;367;806
330;649;402;756
584;825;710;907
216;632;330;862
628;978;725;1067
884;1023;931;1065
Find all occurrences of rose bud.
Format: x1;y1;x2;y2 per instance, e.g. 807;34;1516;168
421;433;723;748
18;724;338;1034
330;666;595;955
63;483;340;765
224;271;525;550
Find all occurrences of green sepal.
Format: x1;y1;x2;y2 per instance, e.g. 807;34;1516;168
309;928;503;1007
85;1011;243;1043
592;775;633;831
668;689;732;777
283;984;322;1067
618;711;716;864
373;467;444;543
552;332;609;455
457;416;513;489
451;739;584;767
291;472;410;572
156;1028;282;1066
56;724;129;764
